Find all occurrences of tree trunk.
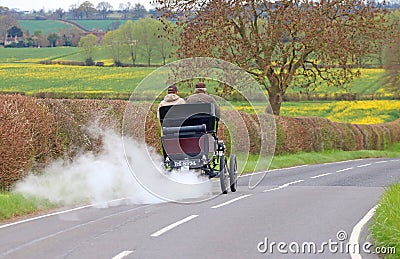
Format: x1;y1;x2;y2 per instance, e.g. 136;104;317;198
268;92;283;115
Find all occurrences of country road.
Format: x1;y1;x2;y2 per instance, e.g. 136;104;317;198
1;158;399;259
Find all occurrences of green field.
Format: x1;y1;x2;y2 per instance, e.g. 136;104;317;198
0;47;80;63
289;69;389;95
0;63;155;95
17;20;127;34
70;19;127;31
0;47;399;124
0;46;173;66
18;20;73;35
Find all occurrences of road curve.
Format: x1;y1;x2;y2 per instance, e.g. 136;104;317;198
1;158;399;259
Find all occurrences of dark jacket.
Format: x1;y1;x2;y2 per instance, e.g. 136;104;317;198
185;93;221;118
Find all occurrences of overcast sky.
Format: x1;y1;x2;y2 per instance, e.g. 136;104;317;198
1;0;154;12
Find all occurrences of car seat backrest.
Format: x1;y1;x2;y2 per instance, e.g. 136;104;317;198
159;103;217;132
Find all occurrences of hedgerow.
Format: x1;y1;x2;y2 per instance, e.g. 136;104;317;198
1;94;400;189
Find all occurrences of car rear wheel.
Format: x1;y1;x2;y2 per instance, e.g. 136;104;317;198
219;155;229;194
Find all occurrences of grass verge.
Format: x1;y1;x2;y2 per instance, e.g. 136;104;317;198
0;193;55;222
370;183;400;258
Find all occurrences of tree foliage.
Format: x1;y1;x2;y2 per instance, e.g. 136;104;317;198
383;10;400;92
102;17;174;66
79;34;98;65
155;0;390;114
79;1;96;19
119;20;139;65
102;29;124;66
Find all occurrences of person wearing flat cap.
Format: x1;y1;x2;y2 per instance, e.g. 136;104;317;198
157;84;185;118
185;82;221;118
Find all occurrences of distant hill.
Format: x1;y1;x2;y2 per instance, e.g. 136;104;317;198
68;20;128;32
18;19;130;34
18;20;73;34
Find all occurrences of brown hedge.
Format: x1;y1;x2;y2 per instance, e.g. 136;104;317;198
1;95;400;189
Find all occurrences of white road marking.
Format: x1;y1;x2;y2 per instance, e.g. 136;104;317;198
321;159;364;165
211;194;252;209
263;186;287;193
150;215;199;237
284;180;304;186
238;165;309;178
336;167;354;172
263;180;304;193
0;204;92;230
112;250;134;259
310;173;332;179
0;197;133;230
356;163;371;168
0;205;149;257
349;205;378;259
375;160;388;164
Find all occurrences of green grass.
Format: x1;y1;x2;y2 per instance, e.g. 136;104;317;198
370;183;400;258
280;100;400;124
70;19;127;31
239;142;400;174
288;68;392;95
0;46;174;66
0;63;156;95
0;47;80;63
18;20;73;35
0;193;55;221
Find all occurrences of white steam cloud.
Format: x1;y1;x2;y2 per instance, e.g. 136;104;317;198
14;126;213;207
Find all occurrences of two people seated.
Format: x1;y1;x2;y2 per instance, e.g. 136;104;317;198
157;82;221;119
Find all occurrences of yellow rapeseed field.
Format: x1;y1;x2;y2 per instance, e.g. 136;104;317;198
281;100;400;124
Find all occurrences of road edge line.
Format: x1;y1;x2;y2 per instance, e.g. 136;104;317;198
349;205;378;259
0;197;132;230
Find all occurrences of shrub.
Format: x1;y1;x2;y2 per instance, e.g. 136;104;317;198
0;95;62;190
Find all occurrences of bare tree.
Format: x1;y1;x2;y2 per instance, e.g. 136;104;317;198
383;10;400;92
0;14;17;46
119;2;132;19
97;2;113;19
131;3;147;20
155;0;390;115
55;8;66;19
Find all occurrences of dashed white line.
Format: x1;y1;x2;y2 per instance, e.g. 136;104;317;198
263;180;304;193
211;194;252;209
150;215;199;237
112;250;134;259
238;165;309;178
375;160;388;164
284;180;304;186
336;167;354;172
263;186;286;193
310;173;332;179
356;163;371;168
349;205;378;259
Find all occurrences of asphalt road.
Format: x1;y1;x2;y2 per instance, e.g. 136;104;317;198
1;158;399;259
